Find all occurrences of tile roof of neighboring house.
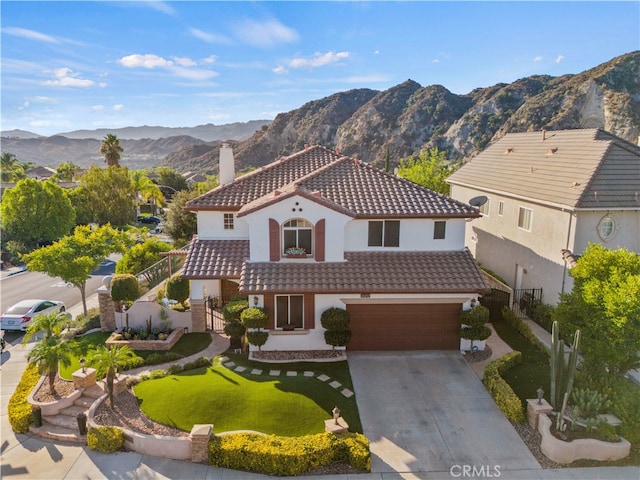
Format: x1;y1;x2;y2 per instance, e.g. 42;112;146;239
187;145;479;218
447;129;640;210
181;239;249;279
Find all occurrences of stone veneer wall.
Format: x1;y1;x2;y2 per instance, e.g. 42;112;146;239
190;299;206;332
105;327;184;351
98;286;116;331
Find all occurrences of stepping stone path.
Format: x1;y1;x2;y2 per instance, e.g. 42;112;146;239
220;361;354;397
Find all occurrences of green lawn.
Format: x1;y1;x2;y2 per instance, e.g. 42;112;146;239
491;319;550;406
134;355;362;436
59;332;212;379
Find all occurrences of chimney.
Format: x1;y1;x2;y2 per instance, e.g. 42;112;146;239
542;129;546;141
219;143;235;186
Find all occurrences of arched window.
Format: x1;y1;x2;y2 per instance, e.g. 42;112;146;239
597;215;616;241
283;218;312;255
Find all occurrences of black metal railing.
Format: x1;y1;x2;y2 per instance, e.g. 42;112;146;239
512;288;543;319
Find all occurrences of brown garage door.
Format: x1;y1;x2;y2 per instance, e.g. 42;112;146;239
347;303;461;351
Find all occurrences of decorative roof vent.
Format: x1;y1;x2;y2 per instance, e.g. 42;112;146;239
570;182;580;188
546;147;558;155
504;148;514;154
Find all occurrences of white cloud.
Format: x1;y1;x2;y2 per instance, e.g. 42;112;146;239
374;50;380;55
174;57;197;67
534;56;543;62
289;51;349;69
171;67;218;80
555;54;565;64
202;55;218;65
118;54;173;69
142;1;175;16
345;74;391;84
3;27;60;44
233;18;298;48
43;68;94;87
273;65;288;75
190;27;231;44
92;105;104;111
113;104;124;111
432;59;440;63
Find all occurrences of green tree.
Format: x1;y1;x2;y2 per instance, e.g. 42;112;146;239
53;161;79;182
554;243;640;375
155;167;189;197
67;186;94;226
130;170;165;216
23;311;69;344
166;273;190;308
397;147;459;195
0;178;75;249
1;152;26;182
100;133;124;167
27;335;76;394
23;224;134;317
165;189;198;245
115;239;172;278
89;344;134;408
76;166;137;226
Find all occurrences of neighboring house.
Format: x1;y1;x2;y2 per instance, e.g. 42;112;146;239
25;166;56;180
447;128;640;307
180;144;488;352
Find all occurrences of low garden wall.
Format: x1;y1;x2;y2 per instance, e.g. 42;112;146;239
106;327;183;351
538;414;631;464
28;375;82;416
115;302;192;333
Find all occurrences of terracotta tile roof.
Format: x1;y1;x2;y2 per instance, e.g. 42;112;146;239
181;239;249;279
239;250;489;294
188;145;479;218
447;128;640;210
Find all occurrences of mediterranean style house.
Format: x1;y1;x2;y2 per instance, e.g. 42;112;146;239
447;128;640;306
180;144;488;351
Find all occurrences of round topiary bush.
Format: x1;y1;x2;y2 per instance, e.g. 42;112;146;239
166;273;190;307
460;305;490;327
241;307;269;329
320;307;350;331
246;331;269;351
324;330;352;349
110;274;140;308
223;300;249;323
224;320;246;339
87;426;124;453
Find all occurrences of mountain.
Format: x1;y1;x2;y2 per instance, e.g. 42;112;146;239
3;52;638;173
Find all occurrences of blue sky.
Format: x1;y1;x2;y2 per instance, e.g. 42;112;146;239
2;1;638;137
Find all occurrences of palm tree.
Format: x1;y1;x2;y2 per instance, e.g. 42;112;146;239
23;311;69;344
100;134;124;167
27;335;76;394
1;152;25;182
89;344;134;408
130;170;165;216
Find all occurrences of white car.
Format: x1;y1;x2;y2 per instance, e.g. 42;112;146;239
0;299;66;332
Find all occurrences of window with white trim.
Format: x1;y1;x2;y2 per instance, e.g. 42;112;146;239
283;218;312;255
433;221;446;240
517;207;533;231
223;213;234;230
498;201;504;217
368;220;400;247
597;215;616;241
275;295;304;329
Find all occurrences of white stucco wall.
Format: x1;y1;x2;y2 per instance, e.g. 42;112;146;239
240;195;352;262
343;218;467;251
196;211;249;239
573;210;640;253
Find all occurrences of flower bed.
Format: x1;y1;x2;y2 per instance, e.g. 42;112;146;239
106;327;183;351
538;414;630;464
28;375;82;416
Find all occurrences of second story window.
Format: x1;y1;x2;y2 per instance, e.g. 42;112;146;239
498;201;504;217
517;207;533;231
434;221;446;240
283;218;312;255
368;220;400;247
224;213;234;230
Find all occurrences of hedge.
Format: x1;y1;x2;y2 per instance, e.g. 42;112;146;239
87;426;125;453
483;351;526;423
208;432;369;476
8;363;40;433
501;306;547;354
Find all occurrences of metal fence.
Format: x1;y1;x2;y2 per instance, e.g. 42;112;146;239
512;288;543;319
136;255;185;291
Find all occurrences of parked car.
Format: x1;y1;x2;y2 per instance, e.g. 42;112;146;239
0;299;66;332
137;215;162;225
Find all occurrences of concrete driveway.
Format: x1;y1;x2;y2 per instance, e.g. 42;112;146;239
348;351;541;474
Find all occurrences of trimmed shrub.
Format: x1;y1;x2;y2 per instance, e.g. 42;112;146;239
241;307;268;329
183;357;213;371
87;426;125;453
531;303;555;333
208;432;370;476
166;274;189;307
167;364;184;375
8;364;40;433
501;307;547;353
324;330;352;348
320;307;350;331
223;300;249;323
223;320;246;339
149;369;166;379
483;351;526;423
110;274;140;307
246;331;269;351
